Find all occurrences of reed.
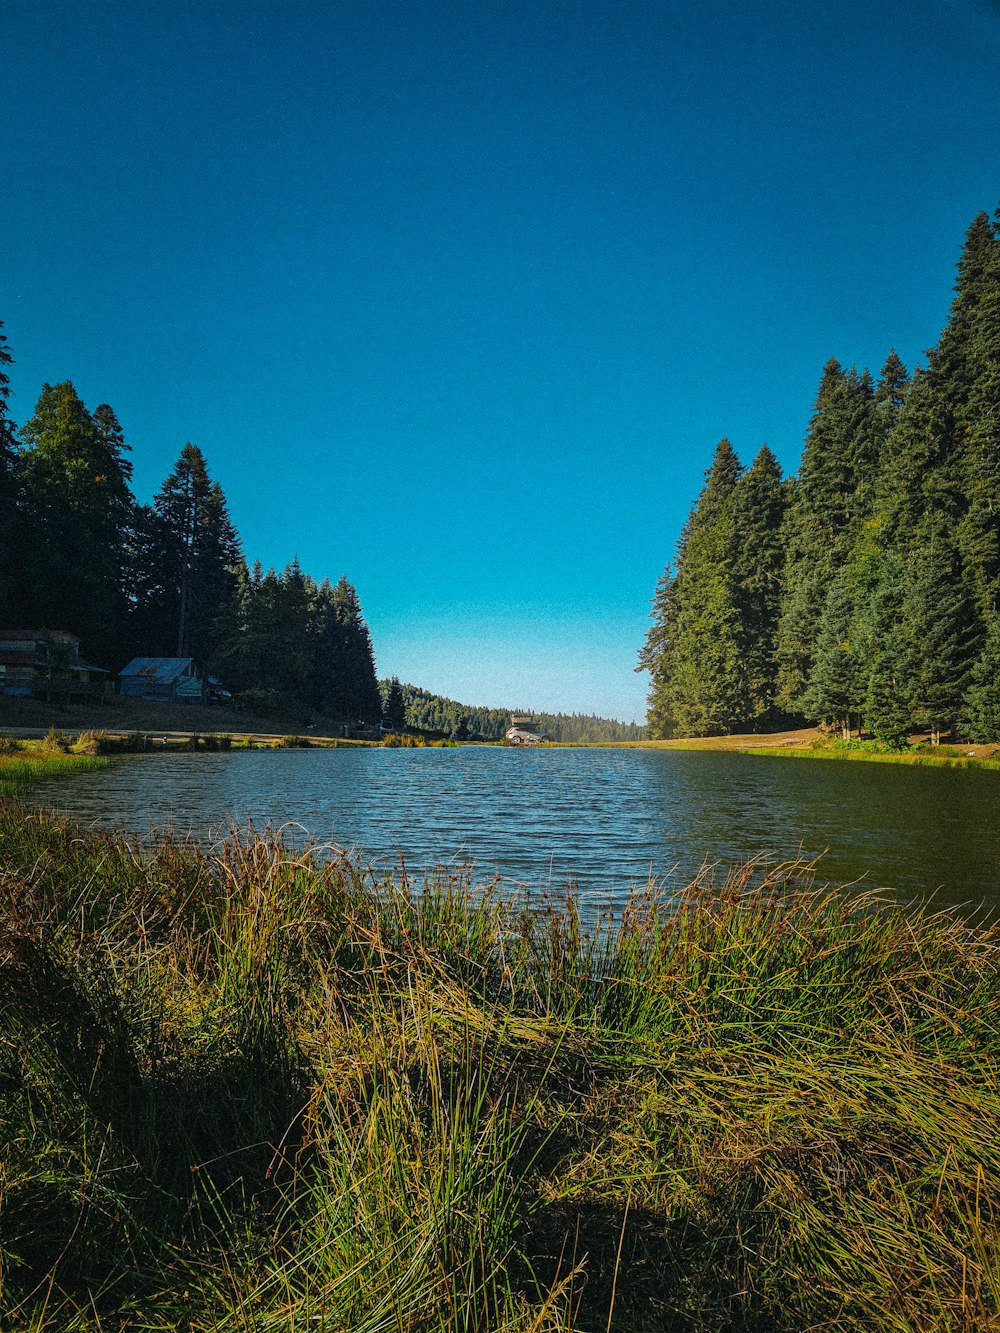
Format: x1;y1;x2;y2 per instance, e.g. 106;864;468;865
1;807;999;1330
0;746;108;796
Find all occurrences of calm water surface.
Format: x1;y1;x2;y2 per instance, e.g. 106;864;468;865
28;747;1000;912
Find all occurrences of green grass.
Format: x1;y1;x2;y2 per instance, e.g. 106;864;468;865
0;744;108;796
2;806;1000;1330
743;740;1000;771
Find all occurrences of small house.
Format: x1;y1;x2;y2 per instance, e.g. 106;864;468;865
505;715;549;745
119;658;204;703
0;630;108;701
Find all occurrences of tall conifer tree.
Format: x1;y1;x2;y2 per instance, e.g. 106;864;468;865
143;444;242;660
312;576;381;723
729;445;788;727
0;322;22;625
802;574;861;739
962;619;1000;742
775;360;878;714
641;440;748;737
17;382;134;664
901;525;979;744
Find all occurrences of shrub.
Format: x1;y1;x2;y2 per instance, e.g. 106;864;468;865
71;730;110;755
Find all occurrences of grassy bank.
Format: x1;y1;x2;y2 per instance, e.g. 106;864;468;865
637;728;1000;771
0;740;108;796
743;739;1000;772
2;808;1000;1330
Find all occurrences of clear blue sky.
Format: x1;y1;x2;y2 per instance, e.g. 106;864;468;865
4;0;1000;721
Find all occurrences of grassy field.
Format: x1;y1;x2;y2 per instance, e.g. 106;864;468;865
2;805;1000;1330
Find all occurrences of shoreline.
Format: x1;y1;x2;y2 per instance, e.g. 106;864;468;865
4;715;1000;774
632;727;1000;771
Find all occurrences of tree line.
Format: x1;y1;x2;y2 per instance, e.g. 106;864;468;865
0;339;380;723
640;206;1000;745
390;682;648;742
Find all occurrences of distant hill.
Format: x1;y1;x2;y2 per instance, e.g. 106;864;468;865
383;681;648;742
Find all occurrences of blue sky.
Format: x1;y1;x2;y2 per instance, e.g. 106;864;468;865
4;0;1000;721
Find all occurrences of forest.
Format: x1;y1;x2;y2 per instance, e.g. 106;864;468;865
386;681;648;741
640;206;1000;745
0;334;382;723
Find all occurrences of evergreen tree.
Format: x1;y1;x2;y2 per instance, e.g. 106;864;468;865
775;360;879;714
17;382;134;664
637;562;679;738
641;441;748;737
641;204;1000;744
802;574;860;739
0;322;22;624
312;577;381;722
865;626;914;748
876;213;999;614
279;558;319;703
729;445;788;727
874;349;909;432
901;526;979;744
382;676;406;732
962;618;1000;742
211;562;307;703
145;444;242;660
956;213;1000;620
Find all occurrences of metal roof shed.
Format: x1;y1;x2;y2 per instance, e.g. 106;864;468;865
119;657;204;703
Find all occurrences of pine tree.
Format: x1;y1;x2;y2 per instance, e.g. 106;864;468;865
902;525;979;744
776;360;879;714
637;563;678;738
729;445;788;727
877;212;999;609
17;382;135;664
802;575;860;739
312;577;381;723
279;558;319;703
640;441;748;737
382;676;406;732
874;349;909;431
865;626;914;748
0;322;22;624
147;444;242;660
956;212;1000;619
961;618;1000;743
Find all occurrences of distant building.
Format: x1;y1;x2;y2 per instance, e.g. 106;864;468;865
119;657;204;703
0;630;108;701
505;714;549;744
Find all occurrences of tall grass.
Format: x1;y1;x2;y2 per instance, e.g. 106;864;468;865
0;747;107;796
2;807;999;1329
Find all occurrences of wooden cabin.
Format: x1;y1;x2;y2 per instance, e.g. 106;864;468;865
0;630;108;702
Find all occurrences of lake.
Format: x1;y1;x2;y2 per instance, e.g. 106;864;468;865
26;745;1000;913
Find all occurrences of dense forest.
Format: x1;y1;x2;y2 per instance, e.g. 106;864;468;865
0;336;381;723
385;681;648;741
640;206;1000;745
